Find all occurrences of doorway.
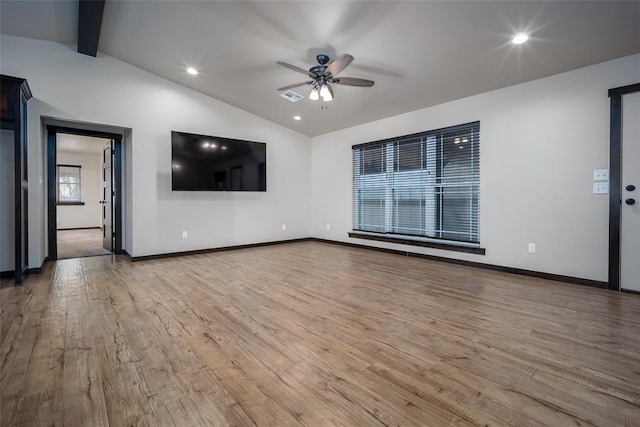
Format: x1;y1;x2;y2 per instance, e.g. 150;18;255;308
608;83;640;292
47;125;123;261
55;134;113;259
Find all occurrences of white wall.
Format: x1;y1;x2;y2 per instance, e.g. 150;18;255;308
56;150;102;229
0;35;311;264
311;53;640;282
0;130;15;271
1;34;638;282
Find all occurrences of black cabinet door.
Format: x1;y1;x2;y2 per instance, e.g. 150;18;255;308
1;75;32;286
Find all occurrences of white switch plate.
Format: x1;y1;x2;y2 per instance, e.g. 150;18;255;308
593;183;609;194
182;231;188;238
282;224;286;231
593;169;609;181
528;243;536;253
326;224;331;230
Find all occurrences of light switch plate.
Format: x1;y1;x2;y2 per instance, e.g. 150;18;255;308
593;183;609;194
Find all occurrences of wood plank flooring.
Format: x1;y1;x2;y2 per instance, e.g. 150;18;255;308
1;241;640;426
57;228;111;260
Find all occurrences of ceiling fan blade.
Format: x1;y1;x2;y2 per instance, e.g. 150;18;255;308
277;61;315;77
326;54;354;76
277;81;311;91
334;77;375;87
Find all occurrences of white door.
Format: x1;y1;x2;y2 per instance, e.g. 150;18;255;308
101;141;113;252
621;92;640;292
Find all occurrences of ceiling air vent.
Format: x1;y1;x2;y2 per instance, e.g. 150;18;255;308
280;90;304;102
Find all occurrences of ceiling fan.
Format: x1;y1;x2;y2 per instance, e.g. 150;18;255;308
277;54;374;102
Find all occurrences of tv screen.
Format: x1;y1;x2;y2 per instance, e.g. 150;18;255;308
171;131;266;191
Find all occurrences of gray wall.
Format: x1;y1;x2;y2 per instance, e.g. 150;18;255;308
310;53;640;282
0;35;312;267
1;34;638;282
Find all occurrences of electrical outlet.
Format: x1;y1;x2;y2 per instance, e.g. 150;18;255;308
281;224;286;231
528;243;536;253
326;224;331;230
593;169;609;181
593;183;609;194
182;231;188;239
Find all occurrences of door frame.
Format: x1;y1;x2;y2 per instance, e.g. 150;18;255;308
46;125;123;260
608;82;640;291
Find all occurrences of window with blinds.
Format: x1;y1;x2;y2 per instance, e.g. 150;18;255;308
352;121;480;245
57;164;82;203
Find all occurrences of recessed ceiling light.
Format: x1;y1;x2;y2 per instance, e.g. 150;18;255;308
293;115;302;121
186;67;198;75
511;33;529;45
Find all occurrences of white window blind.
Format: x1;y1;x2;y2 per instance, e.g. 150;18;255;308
57;164;82;203
352;121;480;244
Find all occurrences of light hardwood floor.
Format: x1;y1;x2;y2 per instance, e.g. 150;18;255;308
1;241;639;426
57;228;111;259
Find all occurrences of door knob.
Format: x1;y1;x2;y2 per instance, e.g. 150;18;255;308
626;198;636;205
626;185;636;192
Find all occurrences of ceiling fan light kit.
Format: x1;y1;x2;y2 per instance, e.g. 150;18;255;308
277;53;374;102
309;87;319;100
319;84;332;101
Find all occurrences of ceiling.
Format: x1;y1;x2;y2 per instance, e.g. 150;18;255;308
57;134;108;155
2;1;640;137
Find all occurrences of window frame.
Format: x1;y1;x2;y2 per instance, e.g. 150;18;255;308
56;164;84;206
351;121;485;255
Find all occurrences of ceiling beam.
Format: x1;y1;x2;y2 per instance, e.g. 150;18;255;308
77;0;105;57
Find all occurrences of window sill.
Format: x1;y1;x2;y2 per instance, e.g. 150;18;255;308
57;201;85;206
348;231;486;255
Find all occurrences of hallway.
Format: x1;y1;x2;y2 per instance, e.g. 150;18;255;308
57;228;110;259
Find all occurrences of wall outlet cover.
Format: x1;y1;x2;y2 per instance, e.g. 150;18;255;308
593;169;609;181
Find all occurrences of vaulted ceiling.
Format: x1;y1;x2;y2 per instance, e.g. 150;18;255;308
2;1;639;136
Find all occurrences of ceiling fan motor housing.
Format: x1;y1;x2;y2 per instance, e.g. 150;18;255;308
310;54;331;76
310;65;327;75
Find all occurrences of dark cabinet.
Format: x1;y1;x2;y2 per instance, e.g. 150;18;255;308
1;75;32;285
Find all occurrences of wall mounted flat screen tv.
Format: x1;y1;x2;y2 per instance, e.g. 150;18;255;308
171;131;266;191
